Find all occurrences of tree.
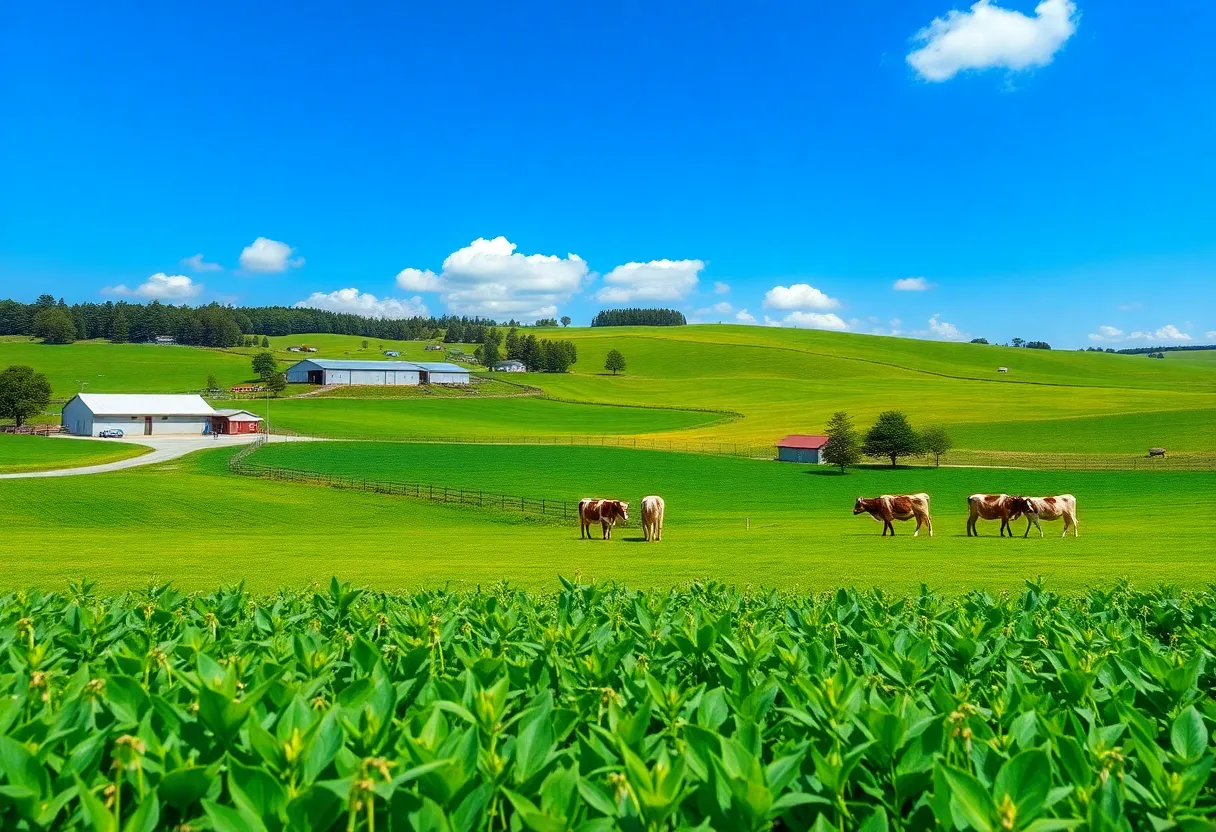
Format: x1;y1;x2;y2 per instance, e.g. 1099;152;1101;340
863;410;923;467
477;327;502;367
261;336;270;348
0;365;51;428
1011;337;1025;348
560;316;571;328
251;351;279;381
822;411;862;473
605;349;626;375
266;372;287;397
919;425;954;467
32;308;77;344
970;337;989;345
361;339;369;350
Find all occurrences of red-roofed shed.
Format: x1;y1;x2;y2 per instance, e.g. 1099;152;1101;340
777;434;829;464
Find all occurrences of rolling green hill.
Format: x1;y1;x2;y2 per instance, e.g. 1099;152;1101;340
0;434;151;474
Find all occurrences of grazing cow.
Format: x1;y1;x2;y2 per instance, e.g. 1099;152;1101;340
853;494;933;537
966;494;1035;537
641;495;665;542
1021;495;1080;538
578;498;629;540
1149;447;1167;458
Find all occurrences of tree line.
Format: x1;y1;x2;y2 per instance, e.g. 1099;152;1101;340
0;294;527;347
474;327;579;373
590;308;686;327
821;411;954;471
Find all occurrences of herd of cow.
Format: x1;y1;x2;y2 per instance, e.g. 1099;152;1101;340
852;493;1080;537
577;492;1078;541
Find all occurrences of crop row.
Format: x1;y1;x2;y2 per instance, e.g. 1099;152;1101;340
1;578;1213;830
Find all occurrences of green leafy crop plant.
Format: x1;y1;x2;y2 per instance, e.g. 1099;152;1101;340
1;577;1213;830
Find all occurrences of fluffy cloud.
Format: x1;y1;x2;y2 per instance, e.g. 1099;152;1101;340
396;267;442;292
181;253;222;273
713;281;731;295
240;237;304;273
926;314;967;340
1087;325;1124;343
1207;331;1216;341
736;309;757;324
907;0;1078;82
294;288;428;319
893;277;931;291
762;283;841;311
763;311;851;331
1127;325;1192;343
595;259;704;304
103;273;202;300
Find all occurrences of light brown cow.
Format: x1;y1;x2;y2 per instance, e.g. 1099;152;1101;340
966;494;1035;538
579;498;629;540
1021;495;1079;538
641;495;665;542
853;494;933;537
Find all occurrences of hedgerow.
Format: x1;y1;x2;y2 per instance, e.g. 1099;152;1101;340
1;578;1213;830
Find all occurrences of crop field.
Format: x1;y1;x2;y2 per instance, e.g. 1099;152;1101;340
235;397;728;439
0;434;150;474
1;579;1213;830
3;444;1213;591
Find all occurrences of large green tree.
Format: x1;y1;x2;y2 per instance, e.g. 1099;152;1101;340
605;349;626;375
0;365;52;427
32;308;77;344
265;372;287;397
863;410;923;467
822;410;862;473
251;351;279;381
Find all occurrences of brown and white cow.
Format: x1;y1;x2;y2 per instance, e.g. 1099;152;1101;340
1021;495;1079;538
966;494;1035;537
579;498;629;540
853;494;933;537
641;495;665;542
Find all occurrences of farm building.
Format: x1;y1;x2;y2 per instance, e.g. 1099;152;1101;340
492;359;527;372
210;409;263;435
285;358;469;386
777;434;829;464
62;394;217;436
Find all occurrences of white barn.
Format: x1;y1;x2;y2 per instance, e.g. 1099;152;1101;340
62;394;216;436
285;358;469;386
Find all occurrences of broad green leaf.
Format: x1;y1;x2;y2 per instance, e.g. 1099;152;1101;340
940;763;996;832
1170;707;1208;763
158;765;215;811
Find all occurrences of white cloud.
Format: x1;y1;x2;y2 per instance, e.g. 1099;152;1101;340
926;314;967;340
181;253;222;273
762;283;841;311
438;237;589;318
239;237;304;273
595;259;704;304
736;309;757;324
764;311;851;331
713;281;731;295
1127;325;1192;343
396;267;442;292
1206;331;1216;340
103;273;202;300
1087;325;1124;343
893;276;931;291
712;301;733;315
294;288;428;319
907;0;1078;82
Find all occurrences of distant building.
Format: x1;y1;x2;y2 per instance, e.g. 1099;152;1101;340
62;394;217;436
210;409;263;435
424;344;445;351
153;335;177;345
776;434;829;464
287;346;303;353
383;350;401;357
285;358;470;386
492;359;527;373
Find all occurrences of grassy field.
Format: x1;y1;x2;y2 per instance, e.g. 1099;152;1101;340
3;443;1212;591
0;433;151;473
237;396;728;438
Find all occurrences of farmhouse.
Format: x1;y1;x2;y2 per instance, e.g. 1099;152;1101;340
210;409;263;435
492;359;527;373
777;434;829;464
62;394;218;436
285;358;469;386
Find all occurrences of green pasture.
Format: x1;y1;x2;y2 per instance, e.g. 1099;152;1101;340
237;333;480;364
0;433;151;474
1164;348;1216;364
308;375;533;399
237;396;725;438
3;443;1212;591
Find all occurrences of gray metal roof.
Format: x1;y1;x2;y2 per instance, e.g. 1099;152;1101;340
70;394;215;416
288;358;468;373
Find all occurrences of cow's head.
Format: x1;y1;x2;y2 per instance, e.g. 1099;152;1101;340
1009;496;1036;518
853;497;868;515
616;501;629;523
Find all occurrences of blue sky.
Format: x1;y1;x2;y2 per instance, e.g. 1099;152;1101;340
1;0;1213;347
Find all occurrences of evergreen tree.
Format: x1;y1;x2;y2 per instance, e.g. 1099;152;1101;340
261;336;270;348
863;411;923;468
206;374;219;391
605;349;626;375
822;411;862;473
111;307;130;343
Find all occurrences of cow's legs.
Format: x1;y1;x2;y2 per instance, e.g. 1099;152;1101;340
914;516;922;537
925;514;933;537
1025;516;1043;538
